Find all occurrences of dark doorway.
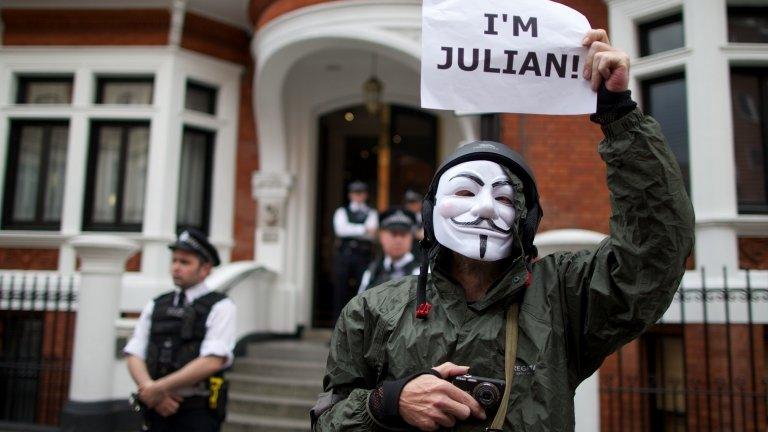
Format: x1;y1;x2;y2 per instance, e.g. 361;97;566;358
312;104;438;327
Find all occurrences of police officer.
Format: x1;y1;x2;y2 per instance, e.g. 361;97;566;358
124;228;236;432
332;181;378;322
358;208;420;293
404;189;425;261
404;189;424;241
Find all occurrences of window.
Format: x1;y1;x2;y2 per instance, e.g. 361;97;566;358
639;13;684;57
185;81;217;115
83;122;149;231
2;121;69;230
728;7;768;43
176;127;214;233
731;68;768;213
641;73;690;191
644;329;686;431
95;77;154;105
16;75;73;104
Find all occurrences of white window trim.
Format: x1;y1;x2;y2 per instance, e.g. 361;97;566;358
0;47;242;276
607;0;768;272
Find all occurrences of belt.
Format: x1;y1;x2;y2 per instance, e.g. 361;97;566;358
178;395;209;411
339;238;372;249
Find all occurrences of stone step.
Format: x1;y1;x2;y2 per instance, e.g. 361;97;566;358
232;357;326;378
223;413;310;432
228;373;322;400
301;328;333;342
227;392;315;421
246;340;330;360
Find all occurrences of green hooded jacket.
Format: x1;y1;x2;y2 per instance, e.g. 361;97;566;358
315;109;696;431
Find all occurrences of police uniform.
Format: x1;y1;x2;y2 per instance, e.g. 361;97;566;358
358;209;420;293
404;189;424;231
331;181;378;321
124;229;235;432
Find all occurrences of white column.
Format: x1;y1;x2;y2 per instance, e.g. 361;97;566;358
208;75;241;265
68;235;138;401
251;171;293;273
141;57;183;277
574;371;601;432
684;0;739;272
58;68;92;273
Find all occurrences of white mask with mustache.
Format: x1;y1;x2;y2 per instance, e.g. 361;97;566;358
433;160;516;261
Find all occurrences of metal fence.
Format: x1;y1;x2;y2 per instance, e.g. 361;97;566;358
601;269;768;432
0;273;77;427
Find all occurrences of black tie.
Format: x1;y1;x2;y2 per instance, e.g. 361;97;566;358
175;293;187;308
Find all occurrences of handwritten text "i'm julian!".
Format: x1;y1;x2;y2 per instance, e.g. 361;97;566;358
436;14;581;79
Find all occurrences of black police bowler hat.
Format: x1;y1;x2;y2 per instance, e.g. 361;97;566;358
168;228;221;266
404;189;422;203
379;208;416;233
348;181;368;193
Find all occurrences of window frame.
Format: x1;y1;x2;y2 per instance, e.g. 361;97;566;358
82;120;151;232
640;71;690;191
638;12;684;58
732;67;768;214
2;119;70;230
15;75;74;105
184;81;218;115
176;126;215;234
94;76;155;105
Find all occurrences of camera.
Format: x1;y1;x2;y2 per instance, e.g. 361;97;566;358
450;374;505;410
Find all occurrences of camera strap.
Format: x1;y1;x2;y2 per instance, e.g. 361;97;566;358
488;302;520;431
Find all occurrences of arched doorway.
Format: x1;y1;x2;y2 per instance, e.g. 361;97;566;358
312;103;438;327
251;0;479;332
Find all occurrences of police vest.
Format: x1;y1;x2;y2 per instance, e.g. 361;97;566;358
363;257;420;291
344;206;369;225
146;291;227;380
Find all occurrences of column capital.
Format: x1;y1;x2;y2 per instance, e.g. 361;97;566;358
69;235;139;274
252;170;293;202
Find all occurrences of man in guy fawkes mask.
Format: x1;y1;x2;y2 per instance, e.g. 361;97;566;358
312;30;695;431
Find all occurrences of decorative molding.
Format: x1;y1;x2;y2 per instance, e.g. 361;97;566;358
252;171;293;229
169;0;188;47
606;0;682;21
631;47;690;79
696;215;768;238
534;229;607;257
252;171;293;201
69;235;139;274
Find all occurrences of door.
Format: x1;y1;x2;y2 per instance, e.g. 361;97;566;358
312;104;438;327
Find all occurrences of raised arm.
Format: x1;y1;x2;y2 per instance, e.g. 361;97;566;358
546;29;695;386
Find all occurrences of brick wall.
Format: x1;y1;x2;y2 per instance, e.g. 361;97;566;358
232;63;259;262
600;325;767;432
739;237;768;269
501;114;610;234
180;12;251;65
1;9;170;45
499;0;610;235
0;249;59;271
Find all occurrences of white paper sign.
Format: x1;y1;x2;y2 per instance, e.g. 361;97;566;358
421;0;596;115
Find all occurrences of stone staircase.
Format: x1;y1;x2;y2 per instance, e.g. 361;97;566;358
223;333;331;432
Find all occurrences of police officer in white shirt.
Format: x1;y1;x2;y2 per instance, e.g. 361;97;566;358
124;228;236;432
358;208;420;293
331;181;378;322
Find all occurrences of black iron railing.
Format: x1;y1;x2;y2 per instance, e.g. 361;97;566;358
601;268;768;432
0;273;77;427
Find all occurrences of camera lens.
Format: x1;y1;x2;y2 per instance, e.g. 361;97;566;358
472;382;500;408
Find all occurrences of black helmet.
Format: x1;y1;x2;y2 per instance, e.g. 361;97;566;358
415;140;542;319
